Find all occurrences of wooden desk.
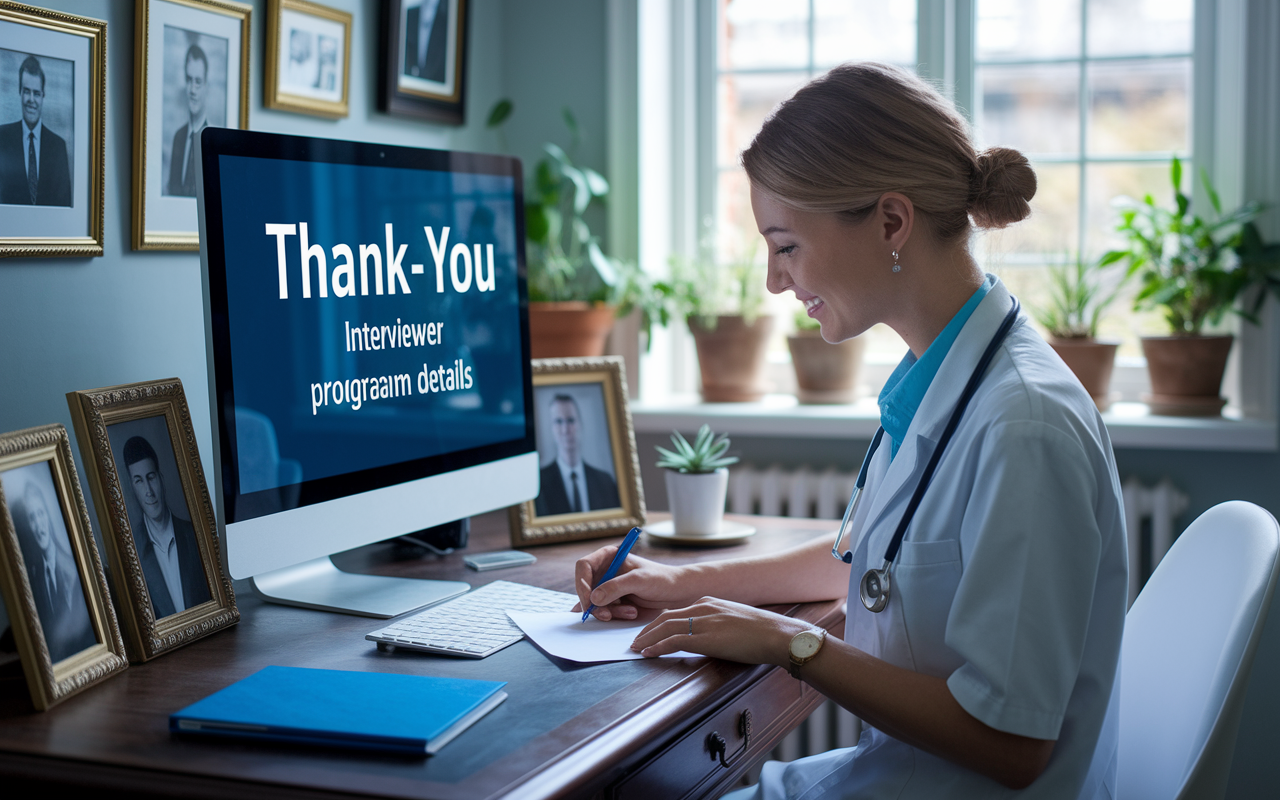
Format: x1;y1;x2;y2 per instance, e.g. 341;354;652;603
0;512;844;799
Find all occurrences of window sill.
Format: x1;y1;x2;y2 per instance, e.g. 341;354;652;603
630;396;1278;452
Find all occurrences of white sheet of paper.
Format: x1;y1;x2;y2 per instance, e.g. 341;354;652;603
507;611;703;663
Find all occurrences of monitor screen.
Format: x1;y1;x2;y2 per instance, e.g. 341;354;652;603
198;129;538;581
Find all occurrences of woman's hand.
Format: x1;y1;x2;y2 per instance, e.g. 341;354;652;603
572;545;701;620
629;597;810;667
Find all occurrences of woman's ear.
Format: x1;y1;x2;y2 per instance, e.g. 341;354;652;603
877;192;914;252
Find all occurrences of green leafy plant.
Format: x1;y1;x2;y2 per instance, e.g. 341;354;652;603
792;303;821;333
487;101;620;303
1106;156;1280;335
1031;255;1127;340
655;424;739;474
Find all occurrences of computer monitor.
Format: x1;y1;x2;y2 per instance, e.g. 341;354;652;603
196;128;538;617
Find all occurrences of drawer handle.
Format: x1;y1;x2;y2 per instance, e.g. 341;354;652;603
707;708;752;769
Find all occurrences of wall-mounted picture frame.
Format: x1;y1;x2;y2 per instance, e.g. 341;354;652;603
132;0;250;251
0;2;105;258
378;0;468;125
0;424;127;710
510;357;645;547
67;378;238;663
264;0;350;118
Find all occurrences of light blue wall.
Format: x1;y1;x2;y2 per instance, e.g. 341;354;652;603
0;0;515;526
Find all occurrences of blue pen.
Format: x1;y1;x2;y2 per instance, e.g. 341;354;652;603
582;526;642;622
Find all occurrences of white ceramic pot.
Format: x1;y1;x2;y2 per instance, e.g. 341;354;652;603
665;468;729;536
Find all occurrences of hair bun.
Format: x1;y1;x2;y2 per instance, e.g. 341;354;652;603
969;148;1037;229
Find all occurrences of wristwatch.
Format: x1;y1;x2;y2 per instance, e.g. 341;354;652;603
788;628;828;679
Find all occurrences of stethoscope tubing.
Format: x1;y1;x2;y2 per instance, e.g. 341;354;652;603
843;297;1022;611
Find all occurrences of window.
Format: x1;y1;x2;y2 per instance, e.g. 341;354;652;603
639;0;1267;417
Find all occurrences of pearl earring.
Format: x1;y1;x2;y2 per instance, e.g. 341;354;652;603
892;250;901;273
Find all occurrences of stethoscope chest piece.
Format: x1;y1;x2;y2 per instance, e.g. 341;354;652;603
859;561;891;613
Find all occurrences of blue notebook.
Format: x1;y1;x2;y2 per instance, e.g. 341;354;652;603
170;666;508;756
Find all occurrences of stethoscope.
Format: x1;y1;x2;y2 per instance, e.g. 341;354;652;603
832;298;1022;613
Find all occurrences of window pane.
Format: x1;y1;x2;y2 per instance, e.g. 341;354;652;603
1085;161;1171;257
976;162;1080;260
716;168;759;264
813;0;916;68
718;72;811;169
977;0;1082;62
1087;0;1192;57
977;64;1080;157
721;0;809;71
1087;58;1191;156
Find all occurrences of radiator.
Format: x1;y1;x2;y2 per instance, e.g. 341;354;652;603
1122;477;1189;605
729;464;1189;774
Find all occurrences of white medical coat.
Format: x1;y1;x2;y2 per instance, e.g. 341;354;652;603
751;279;1128;799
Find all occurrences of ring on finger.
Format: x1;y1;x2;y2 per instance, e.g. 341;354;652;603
688;617;693;636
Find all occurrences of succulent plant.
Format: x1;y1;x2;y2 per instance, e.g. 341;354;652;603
655;424;739;474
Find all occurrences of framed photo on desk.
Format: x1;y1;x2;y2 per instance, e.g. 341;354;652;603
0;424;127;710
67;378;238;663
510;357;646;547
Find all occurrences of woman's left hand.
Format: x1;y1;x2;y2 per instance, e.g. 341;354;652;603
629;597;811;666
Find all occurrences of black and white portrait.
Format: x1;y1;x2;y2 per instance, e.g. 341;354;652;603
161;26;227;198
107;417;210;619
277;7;344;101
0;461;96;663
0;48;73;207
533;384;620;518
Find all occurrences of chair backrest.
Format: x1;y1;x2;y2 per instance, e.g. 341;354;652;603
1117;501;1280;800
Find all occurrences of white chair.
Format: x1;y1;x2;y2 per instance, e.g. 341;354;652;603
1118;501;1280;799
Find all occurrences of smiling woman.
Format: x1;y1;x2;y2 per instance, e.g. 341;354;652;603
576;62;1127;799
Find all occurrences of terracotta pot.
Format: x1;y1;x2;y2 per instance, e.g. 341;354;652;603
787;331;866;404
1049;339;1119;412
527;302;616;359
1140;335;1233;416
688;315;774;402
665;468;729;536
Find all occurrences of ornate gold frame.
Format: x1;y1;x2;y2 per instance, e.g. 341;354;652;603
0;2;106;258
510;356;647;547
67;378;238;662
0;424;127;710
131;0;251;251
264;0;351;118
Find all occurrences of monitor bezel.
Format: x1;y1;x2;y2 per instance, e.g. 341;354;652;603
198;127;535;528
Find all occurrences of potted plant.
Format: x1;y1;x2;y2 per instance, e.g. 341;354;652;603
662;248;773;402
1031;255;1127;411
1108;157;1280;415
787;305;865;404
488;101;624;358
655;425;739;536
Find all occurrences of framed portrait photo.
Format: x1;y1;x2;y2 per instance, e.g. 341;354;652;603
0;2;105;258
132;0;250;250
378;0;468;125
67;378;237;663
265;0;350;118
0;424;127;711
510;357;645;547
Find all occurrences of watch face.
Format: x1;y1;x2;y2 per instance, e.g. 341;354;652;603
791;630;822;659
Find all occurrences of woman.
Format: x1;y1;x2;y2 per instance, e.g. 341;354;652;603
573;64;1127;798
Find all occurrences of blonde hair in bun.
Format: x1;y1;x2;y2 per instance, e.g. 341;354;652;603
742;62;1037;241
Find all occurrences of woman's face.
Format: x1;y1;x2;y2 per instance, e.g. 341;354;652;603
751;185;892;344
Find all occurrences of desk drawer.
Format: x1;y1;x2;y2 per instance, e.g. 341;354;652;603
611;667;820;800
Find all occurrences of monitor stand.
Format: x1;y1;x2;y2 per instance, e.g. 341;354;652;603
250;556;469;618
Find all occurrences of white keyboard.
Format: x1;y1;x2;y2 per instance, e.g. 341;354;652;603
366;580;577;659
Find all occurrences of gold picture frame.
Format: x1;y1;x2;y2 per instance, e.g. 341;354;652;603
0;424;127;710
510;356;646;547
67;378;238;662
0;2;106;258
132;0;250;250
264;0;351;118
